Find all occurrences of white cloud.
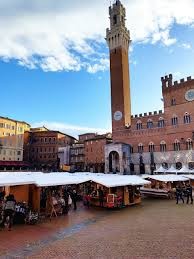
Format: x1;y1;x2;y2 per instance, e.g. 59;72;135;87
0;0;194;72
31;121;111;138
181;43;192;49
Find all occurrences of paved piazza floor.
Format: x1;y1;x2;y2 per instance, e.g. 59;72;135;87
1;198;194;258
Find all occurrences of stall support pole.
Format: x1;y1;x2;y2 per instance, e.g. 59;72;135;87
5;186;10;197
33;186;41;213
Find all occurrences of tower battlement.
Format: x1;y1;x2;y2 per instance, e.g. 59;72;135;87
106;0;131;51
161;74;193;90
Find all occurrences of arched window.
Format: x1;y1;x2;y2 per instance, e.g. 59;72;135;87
174;139;180;151
176;162;182;170
172;115;178;126
186;138;193;150
171;98;176;106
189;162;194;170
158;117;165;128
160;141;167;152
147;119;153;129
138;143;144;153
149;142;155;152
162;162;168;169
184;112;191;124
136;120;143;130
113;15;117;25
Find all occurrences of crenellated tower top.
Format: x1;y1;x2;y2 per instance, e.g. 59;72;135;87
106;0;131;51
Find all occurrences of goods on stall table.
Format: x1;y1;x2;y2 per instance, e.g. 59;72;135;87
107;194;115;208
26;211;39;225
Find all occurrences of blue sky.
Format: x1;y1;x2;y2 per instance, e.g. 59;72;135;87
1;0;194;137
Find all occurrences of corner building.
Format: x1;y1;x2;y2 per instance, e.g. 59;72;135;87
105;0;194;174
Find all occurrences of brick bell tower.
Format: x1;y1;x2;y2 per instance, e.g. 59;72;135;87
106;0;131;133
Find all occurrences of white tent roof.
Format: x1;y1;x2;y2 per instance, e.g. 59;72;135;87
0;172;150;188
165;165;178;174
154;166;167;173
177;165;192;174
144;174;188;182
182;175;194;180
89;174;150;188
0;175;35;187
34;173;90;187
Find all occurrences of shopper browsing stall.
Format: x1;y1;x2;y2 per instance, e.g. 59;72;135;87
0;194;16;231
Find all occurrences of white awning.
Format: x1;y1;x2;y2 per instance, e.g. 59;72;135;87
154;166;167;173
165;165;178;174
0;172;150;188
144;174;188;182
34;173;90;187
182;175;194;180
89;174;150;188
0;175;36;187
177;165;192;174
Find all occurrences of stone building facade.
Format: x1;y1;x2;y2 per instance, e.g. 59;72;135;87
70;142;85;172
85;133;112;173
24;127;76;170
105;1;194;174
0;116;30;170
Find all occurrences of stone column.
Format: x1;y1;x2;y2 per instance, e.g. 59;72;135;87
119;154;124;174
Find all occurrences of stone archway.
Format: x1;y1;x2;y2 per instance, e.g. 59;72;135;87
176;162;182;170
139;163;145;174
109;151;120;173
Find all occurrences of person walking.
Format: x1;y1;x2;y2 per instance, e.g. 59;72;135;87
186;183;193;204
0;194;16;231
71;189;77;210
63;189;70;214
176;185;184;204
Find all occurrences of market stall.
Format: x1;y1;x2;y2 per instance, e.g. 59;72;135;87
82;174;150;208
182;175;194;187
141;175;189;198
34;173;90;216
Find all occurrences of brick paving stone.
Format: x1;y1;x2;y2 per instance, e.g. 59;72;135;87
2;199;194;259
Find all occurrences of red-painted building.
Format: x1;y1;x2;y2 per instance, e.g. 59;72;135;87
105;1;194;174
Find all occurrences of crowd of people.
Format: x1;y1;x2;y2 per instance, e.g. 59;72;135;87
175;183;193;204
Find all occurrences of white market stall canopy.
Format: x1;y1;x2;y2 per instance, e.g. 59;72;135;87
35;173;91;187
0;176;35;187
144;174;188;182
154;166;167;174
165;165;178;174
0;172;42;187
177;165;192;174
182;175;194;180
89;175;150;188
0;172;150;188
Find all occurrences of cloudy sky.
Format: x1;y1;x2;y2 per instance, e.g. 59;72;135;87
1;0;194;137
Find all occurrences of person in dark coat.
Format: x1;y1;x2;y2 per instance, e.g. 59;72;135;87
0;194;16;230
186;183;193;204
71;189;78;210
63;189;69;214
176;185;184;204
0;191;5;201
